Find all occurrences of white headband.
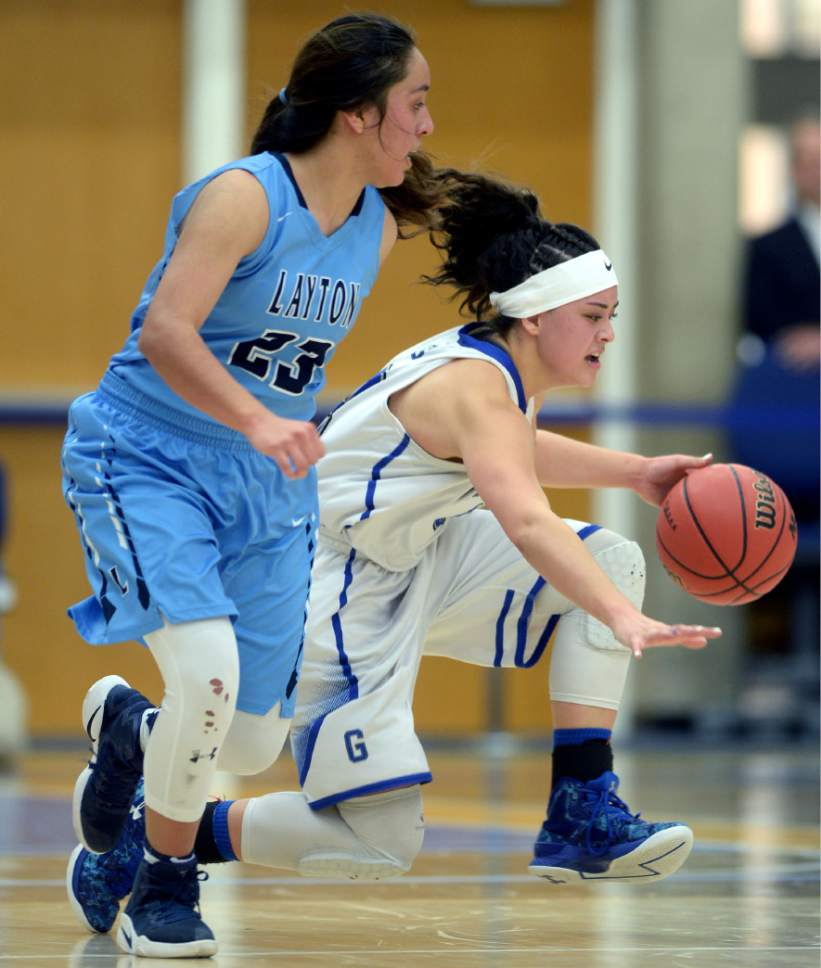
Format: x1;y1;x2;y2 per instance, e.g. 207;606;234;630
489;249;618;318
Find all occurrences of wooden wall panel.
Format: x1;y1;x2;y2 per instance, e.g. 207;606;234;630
0;0;182;390
2;1;594;738
1;0;181;734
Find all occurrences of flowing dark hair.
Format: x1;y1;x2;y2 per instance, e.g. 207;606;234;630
251;12;446;234
424;171;600;333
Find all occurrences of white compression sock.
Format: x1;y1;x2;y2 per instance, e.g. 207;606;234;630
240;787;423;880
143;617;239;822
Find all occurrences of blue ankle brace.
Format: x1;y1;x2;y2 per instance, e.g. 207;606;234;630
553;728;612;748
213;801;237;862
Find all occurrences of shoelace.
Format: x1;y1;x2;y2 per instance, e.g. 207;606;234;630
142;868;210;925
581;773;642;857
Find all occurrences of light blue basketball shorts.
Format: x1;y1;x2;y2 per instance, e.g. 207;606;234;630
61;379;317;716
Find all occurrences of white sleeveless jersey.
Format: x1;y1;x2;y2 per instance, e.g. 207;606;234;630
317;324;534;571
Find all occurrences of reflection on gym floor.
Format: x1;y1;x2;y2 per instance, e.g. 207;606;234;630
0;743;818;967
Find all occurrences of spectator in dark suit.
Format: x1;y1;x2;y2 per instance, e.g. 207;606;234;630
735;119;819;737
742;118;820;372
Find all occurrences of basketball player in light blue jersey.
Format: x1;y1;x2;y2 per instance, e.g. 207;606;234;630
62;13;436;958
68;172;724;938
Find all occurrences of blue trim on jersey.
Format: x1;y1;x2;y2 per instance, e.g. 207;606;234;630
493;589;515;668
274;152;365;217
298;714;325;787
359;434;411;521
515;578;549;668
273;153;308;208
308;773;434;812
457;324;527;413
530;613;561;667
498;522;603;667
298;547;360;786
317;369;387;436
298;716;323;787
576;523;602;542
348;368;388;403
331;548;360;698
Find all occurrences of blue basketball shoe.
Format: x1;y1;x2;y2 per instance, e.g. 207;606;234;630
67;779;146;933
528;771;693;884
73;675;155;853
117;854;217;958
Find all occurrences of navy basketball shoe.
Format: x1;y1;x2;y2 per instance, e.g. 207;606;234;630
67;779;146;933
73;675;155;853
117;854;216;958
528;770;693;884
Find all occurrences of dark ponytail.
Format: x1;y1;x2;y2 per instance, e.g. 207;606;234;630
424;171;600;330
251;14;415;156
251;13;452;234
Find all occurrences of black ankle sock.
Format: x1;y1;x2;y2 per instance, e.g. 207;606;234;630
551;738;614;788
193;801;225;864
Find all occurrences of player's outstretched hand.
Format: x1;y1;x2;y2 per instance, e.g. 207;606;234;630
610;612;722;659
245;413;325;478
633;452;713;507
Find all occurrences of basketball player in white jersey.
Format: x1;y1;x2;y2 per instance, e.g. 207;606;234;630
70;170;721;932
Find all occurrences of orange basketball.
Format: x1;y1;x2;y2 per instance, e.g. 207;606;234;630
655;463;797;605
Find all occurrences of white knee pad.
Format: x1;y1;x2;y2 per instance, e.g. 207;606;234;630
241;785;424;880
578;530;646;653
143;617;239;821
217;705;290;775
333;786;425;877
549;531;644;710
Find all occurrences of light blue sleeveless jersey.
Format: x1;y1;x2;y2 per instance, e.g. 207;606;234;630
62;153;385;715
106;152;385;424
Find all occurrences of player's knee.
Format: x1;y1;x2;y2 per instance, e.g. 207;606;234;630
218;708;290;775
580;531;646;653
340;786;425;874
301;786;425;880
587;529;646;605
148;617;240;729
177;657;239;732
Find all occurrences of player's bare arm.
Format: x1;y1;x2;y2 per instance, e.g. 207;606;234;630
404;362;719;656
534;430;713;505
138;170;323;476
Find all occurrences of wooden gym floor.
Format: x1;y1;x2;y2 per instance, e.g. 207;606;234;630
0;741;818;967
